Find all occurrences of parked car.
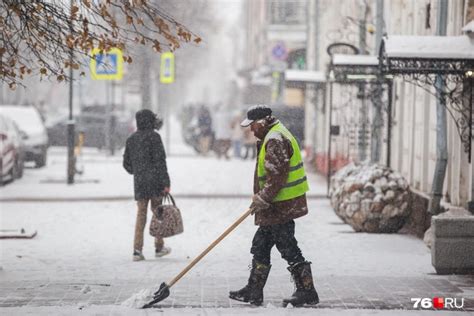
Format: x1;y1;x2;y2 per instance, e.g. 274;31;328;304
0;114;25;184
0;105;49;168
47;110;133;150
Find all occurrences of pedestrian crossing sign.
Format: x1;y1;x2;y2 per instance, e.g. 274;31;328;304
90;48;123;80
160;52;175;84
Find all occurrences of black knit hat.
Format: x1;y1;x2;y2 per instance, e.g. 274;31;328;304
240;104;272;127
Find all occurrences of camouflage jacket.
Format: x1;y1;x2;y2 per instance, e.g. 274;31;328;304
253;130;308;226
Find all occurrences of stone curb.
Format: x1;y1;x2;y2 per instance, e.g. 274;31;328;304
0;194;327;203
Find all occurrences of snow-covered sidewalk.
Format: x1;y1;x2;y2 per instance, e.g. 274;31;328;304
0;147;327;201
2;195;473;314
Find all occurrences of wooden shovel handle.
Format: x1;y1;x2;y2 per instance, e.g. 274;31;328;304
168;208;253;287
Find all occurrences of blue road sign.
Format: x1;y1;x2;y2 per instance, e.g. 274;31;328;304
95;54;118;75
272;42;288;61
90;48;123;80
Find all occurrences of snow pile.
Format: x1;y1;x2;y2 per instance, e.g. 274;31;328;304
121;288;155;309
330;162;411;233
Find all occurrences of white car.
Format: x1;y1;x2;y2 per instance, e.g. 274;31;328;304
0;105;49;168
0;114;25;183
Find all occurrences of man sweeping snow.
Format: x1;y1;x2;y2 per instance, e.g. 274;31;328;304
229;104;319;307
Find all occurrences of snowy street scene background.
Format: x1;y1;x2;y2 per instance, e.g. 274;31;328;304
0;121;471;315
1;119;473;315
1;0;474;315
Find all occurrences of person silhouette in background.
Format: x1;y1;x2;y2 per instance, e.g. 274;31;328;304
123;109;171;261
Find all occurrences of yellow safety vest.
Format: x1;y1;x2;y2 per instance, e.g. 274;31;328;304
257;122;309;202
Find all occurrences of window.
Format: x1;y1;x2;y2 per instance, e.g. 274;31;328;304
269;0;306;25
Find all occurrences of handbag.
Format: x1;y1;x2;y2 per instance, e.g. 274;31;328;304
150;193;184;238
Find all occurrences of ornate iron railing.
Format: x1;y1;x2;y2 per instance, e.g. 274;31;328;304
379;38;474;162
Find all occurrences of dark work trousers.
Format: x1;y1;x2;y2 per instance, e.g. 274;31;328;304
250;220;305;266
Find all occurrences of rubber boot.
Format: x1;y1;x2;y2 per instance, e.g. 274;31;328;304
229;260;271;306
282;261;319;307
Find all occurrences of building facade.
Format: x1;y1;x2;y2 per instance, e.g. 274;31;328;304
311;0;473;211
241;0;308;106
241;0;473;211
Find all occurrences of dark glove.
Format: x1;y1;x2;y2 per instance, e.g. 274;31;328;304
249;194;270;215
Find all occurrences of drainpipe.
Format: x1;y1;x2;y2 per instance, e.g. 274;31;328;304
327;81;333;196
358;1;370;162
428;0;448;215
371;0;384;164
386;79;393;167
374;0;384;54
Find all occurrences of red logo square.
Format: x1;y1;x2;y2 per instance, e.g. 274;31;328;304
433;297;444;309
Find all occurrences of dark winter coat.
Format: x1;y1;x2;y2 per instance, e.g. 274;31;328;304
123;110;170;200
253;121;308;226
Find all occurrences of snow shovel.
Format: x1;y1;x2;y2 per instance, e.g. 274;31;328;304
142;208;253;308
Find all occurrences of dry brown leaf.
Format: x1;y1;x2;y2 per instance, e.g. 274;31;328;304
66;35;75;49
153;40;161;52
71;5;79;16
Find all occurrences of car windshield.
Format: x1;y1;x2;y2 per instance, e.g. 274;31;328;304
0;106;44;134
